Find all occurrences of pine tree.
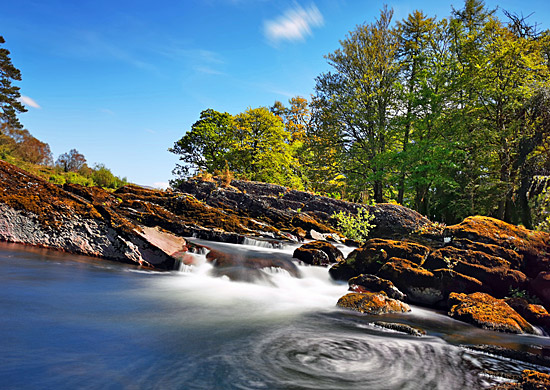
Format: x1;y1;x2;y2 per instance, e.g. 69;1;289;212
0;36;27;130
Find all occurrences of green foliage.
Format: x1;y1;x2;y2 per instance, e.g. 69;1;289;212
331;207;375;244
507;287;543;305
170;106;304;189
92;164;127;189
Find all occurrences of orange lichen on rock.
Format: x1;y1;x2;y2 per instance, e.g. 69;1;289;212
491;370;550;389
448;292;536;334
445;216;550;277
336;292;410;314
0;160;102;226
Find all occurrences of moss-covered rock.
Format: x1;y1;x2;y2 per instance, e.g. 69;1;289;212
445;216;550;277
328;239;430;281
490;370;550;390
336;292;410;314
377;258;443;305
448;292;536;334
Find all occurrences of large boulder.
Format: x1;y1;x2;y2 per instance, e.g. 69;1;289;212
367;203;432;239
377;258;443;305
376;258;487;306
292;240;344;267
445;216;550;277
448;292;536;334
424;247;528;297
336;292;410;314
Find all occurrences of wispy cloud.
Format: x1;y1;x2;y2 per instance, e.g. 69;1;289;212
264;4;324;44
18;96;41;109
156;45;225;75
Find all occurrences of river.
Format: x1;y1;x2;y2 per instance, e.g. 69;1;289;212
1;240;550;389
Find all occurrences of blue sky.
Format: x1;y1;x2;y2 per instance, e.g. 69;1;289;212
2;0;549;187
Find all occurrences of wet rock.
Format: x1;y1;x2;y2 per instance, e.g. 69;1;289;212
489;370;550;390
373;321;426;337
206;249;301;278
377;258;443;305
294;247;330;266
504;297;550;329
348;274;406;301
448;292;536;334
293;240;344;267
328;239;430;282
336;292;410;315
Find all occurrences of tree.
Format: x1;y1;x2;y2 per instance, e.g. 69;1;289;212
56;149;87;172
169;109;234;180
0;123;53;165
231;107;302;188
314;6;400;202
0;36;27;130
170;107;303;188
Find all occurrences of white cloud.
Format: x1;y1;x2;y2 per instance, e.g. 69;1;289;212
264;4;324;43
18;96;41;109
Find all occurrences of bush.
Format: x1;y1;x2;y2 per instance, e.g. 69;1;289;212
331;207;375;244
92;164;127;189
65;172;93;186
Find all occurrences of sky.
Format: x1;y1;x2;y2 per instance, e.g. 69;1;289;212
2;0;550;188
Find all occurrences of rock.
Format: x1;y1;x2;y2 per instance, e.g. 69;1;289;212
377;258;443;305
296;247;330;266
424;246;512;270
206;249;301;278
448;292;536;334
293;240;344;267
328;239;430;281
445;216;550;277
531;271;550;308
424;247;528;297
290;227;307;241
504;297;550;329
373;321;426;336
367;203;432;239
309;229;327;241
348;274;406;301
375;258;488;306
336;292;410;314
489;370;550;390
449;238;523;269
432;268;487;296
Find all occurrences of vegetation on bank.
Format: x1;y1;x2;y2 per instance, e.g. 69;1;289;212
170;0;550;231
0;38;127;190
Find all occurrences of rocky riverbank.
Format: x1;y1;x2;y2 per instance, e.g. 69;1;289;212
1;159;550;339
